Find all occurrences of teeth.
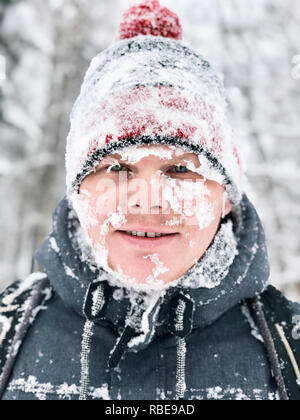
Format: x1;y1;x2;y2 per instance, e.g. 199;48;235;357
145;232;156;238
125;231;167;238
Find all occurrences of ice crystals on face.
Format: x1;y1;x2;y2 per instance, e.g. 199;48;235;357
143;253;169;286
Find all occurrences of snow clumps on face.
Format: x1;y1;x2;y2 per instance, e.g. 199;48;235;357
69;144;230;293
142;253;169;286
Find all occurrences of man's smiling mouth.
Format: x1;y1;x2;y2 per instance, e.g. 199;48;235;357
116;230;180;247
118;230;178;238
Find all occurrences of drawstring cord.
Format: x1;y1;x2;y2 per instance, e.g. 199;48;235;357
175;298;188;400
168;293;194;400
79;319;94;400
251;297;289;401
274;323;300;384
79;283;105;401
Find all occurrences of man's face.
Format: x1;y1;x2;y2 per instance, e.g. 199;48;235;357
73;144;232;289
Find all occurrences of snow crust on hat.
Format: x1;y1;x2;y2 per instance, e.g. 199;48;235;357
116;0;183;41
66;35;243;204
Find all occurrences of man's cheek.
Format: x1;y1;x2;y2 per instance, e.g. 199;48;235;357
94;194;116;216
183;230;198;249
71;193;99;230
182;196;198;217
88;224;106;247
182;196;216;228
95;178;118;215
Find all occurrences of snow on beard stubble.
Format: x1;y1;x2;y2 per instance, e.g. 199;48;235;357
71;146;225;292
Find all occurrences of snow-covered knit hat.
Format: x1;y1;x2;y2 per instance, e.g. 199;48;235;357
65;0;243;205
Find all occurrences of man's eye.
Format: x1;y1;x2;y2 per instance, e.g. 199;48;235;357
168;165;189;174
109;164;128;172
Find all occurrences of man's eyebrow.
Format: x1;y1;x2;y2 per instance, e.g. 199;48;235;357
172;154;197;159
97;153;199;166
98;155;121;164
167;154;199;163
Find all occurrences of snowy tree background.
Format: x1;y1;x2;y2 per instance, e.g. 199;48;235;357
0;0;299;300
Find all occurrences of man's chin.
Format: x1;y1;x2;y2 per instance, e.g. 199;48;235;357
109;263;171;291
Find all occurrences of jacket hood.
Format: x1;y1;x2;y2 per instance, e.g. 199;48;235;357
35;193;270;352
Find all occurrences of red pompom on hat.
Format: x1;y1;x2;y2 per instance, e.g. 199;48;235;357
116;0;183;41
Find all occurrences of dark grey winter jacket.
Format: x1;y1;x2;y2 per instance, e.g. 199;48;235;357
0;194;299;400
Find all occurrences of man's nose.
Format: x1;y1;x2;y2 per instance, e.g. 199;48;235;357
127;175;170;214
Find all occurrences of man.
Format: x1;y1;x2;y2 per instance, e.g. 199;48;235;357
0;0;299;400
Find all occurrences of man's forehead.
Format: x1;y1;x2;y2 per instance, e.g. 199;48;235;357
106;145;198;163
